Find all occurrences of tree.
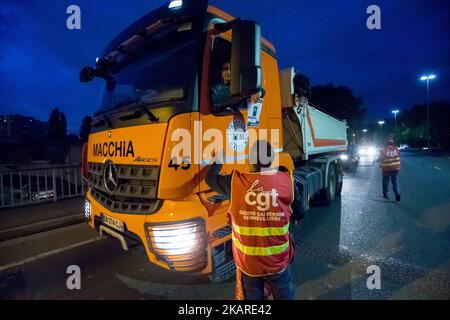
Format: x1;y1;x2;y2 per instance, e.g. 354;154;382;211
396;100;450;148
48;108;67;139
79;116;93;142
309;83;366;131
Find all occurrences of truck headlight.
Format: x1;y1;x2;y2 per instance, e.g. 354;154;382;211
146;219;206;256
84;199;91;220
168;0;183;9
340;154;349;161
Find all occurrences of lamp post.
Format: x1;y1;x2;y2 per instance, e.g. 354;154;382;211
392;109;399;128
420;74;436;150
378;121;385;142
361;129;367;144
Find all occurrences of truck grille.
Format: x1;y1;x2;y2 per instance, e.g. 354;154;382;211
88;162;161;214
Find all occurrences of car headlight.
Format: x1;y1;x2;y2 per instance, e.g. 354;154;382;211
84;199;91;220
146;219;206;256
368;147;377;156
340;154;349;161
359;148;367;155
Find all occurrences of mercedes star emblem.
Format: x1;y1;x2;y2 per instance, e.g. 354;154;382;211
103;161;118;194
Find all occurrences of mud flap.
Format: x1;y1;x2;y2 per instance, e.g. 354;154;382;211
209;240;236;283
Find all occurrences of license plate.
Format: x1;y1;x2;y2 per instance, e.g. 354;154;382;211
102;214;124;233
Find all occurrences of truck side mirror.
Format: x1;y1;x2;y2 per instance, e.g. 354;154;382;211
230;20;262;101
79;64;115;90
80;67;95;83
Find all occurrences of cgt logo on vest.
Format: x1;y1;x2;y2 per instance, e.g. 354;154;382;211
244;180;279;211
385;150;399;158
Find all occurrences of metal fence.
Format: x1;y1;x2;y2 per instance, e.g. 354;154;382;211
0;165;87;209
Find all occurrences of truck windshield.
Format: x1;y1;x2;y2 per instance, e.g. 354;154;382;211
96;31;200;119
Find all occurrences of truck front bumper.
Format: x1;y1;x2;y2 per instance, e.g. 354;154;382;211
85;189;230;274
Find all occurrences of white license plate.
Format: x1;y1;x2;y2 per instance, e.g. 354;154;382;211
102;214;124;233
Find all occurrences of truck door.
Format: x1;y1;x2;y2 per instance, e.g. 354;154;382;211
198;32;269;192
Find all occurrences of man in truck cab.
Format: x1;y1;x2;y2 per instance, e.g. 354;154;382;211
205;140;302;300
379;136;401;201
211;61;265;107
211;61;232;106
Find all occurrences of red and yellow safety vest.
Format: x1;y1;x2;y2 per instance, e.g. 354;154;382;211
229;170;295;277
380;145;401;171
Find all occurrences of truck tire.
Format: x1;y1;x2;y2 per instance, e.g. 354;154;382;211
319;164;336;205
336;163;343;197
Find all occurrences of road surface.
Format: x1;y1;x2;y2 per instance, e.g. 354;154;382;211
1;152;449;300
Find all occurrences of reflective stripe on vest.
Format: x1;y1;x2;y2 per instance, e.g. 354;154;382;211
381;157;401;167
232;232;289;256
382;157;400;163
233;223;290;237
381;162;400;167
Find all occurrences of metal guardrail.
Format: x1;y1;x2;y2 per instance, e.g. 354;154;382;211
0;165;87;209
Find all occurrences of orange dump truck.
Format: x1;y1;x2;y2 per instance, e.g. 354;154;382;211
80;0;347;282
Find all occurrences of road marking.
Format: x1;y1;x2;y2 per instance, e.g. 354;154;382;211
0;236;103;272
116;274;235;300
0;222;87;248
0;213;83;235
434;166;442;171
390;258;450;299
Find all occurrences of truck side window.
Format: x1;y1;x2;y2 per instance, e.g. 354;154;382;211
210;37;232;109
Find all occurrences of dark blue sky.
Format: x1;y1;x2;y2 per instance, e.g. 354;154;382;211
1;0;449;134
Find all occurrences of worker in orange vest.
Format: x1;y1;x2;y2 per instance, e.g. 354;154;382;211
206;140;302;300
379;136;401;201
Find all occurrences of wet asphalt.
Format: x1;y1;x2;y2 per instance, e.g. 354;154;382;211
1;151;449;300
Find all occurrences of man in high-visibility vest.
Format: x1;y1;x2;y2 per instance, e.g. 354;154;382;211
379;137;401;201
205;140;301;300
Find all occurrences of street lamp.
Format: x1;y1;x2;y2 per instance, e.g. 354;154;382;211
378;121;385;143
392;109;400;128
420;74;436;150
362;129;368;133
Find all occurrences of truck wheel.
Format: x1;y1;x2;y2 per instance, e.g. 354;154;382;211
319;164;336;205
336;164;343;197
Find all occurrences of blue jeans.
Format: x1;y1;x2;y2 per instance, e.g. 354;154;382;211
382;170;400;196
241;265;295;300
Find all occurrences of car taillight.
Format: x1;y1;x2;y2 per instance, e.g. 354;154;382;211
81;143;88;181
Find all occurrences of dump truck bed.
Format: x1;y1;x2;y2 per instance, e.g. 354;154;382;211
282;104;347;160
280;67;347;160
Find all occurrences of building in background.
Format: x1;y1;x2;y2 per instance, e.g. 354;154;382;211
0;114;82;170
0;115;48;142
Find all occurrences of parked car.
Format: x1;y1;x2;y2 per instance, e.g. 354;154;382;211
340;143;359;170
21;183;54;201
